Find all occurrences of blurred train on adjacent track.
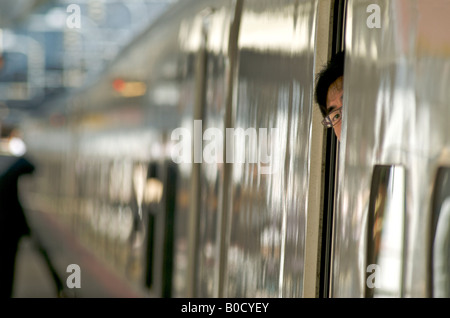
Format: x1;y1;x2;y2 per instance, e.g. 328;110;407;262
17;0;450;297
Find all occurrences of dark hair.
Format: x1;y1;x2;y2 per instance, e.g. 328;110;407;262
314;51;345;117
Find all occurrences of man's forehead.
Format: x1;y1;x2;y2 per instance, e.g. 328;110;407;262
329;76;344;91
326;77;344;112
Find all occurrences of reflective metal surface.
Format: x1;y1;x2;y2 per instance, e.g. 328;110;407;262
224;0;318;297
176;0;234;297
333;0;450;297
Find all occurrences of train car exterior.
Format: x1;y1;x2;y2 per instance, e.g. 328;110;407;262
18;0;450;298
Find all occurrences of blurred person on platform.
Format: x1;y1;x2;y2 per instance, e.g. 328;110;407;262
0;125;34;298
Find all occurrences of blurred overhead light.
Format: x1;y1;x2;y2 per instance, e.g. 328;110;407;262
112;78;125;91
45;7;67;29
112;78;146;97
8;137;26;156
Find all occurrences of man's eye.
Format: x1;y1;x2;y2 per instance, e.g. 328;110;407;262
333;113;341;121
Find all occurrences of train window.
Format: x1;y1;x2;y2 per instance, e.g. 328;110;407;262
430;166;450;298
365;165;406;298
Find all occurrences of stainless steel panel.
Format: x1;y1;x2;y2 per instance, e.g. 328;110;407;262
224;0;318;297
333;0;450;297
197;5;233;298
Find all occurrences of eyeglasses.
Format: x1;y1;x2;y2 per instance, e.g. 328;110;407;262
321;107;342;128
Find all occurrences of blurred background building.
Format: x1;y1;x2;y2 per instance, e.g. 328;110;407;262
0;0;177;135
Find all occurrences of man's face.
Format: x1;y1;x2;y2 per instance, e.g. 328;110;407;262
326;76;344;141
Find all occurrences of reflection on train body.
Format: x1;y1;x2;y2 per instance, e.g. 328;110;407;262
21;0;322;298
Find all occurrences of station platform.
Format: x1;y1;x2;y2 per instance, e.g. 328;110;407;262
12;236;58;298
